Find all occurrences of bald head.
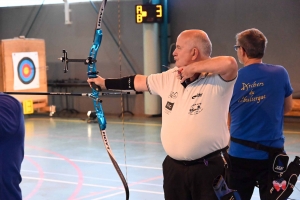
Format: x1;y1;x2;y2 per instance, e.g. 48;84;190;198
178;30;212;57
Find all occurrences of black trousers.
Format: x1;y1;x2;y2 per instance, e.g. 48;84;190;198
162;150;230;200
227;155;269;200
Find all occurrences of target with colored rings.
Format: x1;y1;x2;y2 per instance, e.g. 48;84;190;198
17;57;36;84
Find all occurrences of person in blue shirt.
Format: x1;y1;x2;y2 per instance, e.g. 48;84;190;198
227;28;293;200
0;93;25;200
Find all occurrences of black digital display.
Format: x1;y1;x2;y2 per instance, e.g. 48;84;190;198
135;4;163;24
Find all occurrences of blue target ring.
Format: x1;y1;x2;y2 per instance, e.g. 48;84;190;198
18;57;36;84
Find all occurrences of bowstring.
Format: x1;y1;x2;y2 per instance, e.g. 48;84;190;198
118;0;128;183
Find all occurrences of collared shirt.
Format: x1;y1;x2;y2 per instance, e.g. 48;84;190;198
147;67;236;160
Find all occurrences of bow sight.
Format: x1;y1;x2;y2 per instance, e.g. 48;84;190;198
59;49;97;73
59;49;100;92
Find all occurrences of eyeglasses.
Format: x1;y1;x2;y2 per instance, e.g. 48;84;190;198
234;45;241;51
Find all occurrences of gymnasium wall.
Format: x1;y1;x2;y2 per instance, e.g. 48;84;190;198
0;0;299;115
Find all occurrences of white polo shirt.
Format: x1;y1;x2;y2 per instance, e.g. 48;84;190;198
147;67;236;160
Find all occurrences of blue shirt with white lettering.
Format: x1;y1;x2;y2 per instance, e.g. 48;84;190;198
229;63;293;159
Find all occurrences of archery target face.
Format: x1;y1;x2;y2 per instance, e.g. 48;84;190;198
18;57;36;84
12;52;40;90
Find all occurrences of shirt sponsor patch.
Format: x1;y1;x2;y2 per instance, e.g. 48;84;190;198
189;103;203;115
165;101;174;114
169;91;178;99
192;93;203;99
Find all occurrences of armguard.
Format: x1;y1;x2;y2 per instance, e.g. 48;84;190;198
105;75;136;91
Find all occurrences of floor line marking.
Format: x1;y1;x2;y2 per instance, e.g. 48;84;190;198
22;169;163;187
26;146;84;199
23;176;165;192
26;118;162;127
91;189;164;200
25;135;162;144
22;177;116;189
92;191;125;200
109;121;161;127
23;156;44;200
25;155;162;170
74;175;164;199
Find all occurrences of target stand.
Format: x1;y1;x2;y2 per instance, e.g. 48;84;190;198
0;37;55;116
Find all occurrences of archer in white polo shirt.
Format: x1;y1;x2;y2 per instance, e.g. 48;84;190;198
88;29;238;200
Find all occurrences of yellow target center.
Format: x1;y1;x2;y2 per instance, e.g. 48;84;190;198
24;66;29;75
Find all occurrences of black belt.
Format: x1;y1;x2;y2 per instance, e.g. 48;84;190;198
170;146;229;166
230;136;284;154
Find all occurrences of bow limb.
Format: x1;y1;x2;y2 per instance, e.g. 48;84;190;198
88;0;129;199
